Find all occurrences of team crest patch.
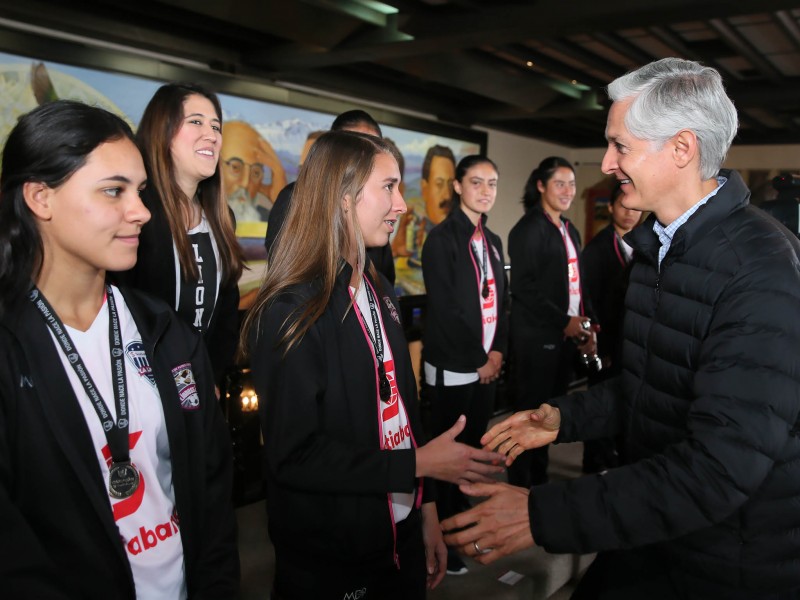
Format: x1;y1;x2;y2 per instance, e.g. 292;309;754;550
171;363;200;410
125;341;156;388
383;296;401;325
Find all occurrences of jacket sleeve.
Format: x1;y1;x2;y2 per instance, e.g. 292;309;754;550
205;278;240;385
190;334;240;598
580;239;608;353
0;334;71;599
530;255;800;554
580;239;606;319
508;222;571;331
264;183;293;257
422;228;488;368
550;374;625;443
250;298;419;495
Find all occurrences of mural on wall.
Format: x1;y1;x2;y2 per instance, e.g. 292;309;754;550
0;51;481;297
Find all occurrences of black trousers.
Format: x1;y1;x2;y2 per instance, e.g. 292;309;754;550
508;329;575;488
427;377;495;520
271;510;427;600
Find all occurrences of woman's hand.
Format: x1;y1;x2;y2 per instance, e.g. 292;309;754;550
416;416;505;484
421;502;447;590
477;351;503;384
477;359;498;384
564;315;589;340
480;405;561;466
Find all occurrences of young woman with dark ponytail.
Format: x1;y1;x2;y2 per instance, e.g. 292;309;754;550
420;155;509;575
507;156;596;488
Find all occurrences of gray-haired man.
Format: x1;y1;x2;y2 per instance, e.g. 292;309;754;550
443;57;800;599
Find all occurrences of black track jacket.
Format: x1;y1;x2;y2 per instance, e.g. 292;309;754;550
529;170;800;597
422;207;509;372
0;286;239;599
248;261;431;567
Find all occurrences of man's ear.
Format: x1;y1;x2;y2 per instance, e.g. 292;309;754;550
22;182;54;220
672;129;698;170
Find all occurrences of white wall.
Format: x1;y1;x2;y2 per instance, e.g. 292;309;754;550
479;129;608;249
480;127;573;249
724;144;800;170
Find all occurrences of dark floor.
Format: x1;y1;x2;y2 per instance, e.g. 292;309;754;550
235;437;593;599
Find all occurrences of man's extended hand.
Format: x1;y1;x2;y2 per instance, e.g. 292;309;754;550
440;482;534;564
481;404;561;466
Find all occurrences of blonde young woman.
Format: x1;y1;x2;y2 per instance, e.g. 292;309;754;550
241;131;503;599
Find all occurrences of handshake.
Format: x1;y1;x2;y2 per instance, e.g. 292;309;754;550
437;405;562;565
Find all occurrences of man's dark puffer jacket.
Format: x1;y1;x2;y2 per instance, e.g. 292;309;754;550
529;169;800;597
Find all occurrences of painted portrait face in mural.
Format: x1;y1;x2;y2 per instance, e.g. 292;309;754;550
220;120;287;206
421;147;456;225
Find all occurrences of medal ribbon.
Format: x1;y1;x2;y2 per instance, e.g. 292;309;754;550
361;280;392;403
31;285;131;465
470;224;490;299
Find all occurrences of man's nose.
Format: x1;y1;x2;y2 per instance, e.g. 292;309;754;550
601;147;616;174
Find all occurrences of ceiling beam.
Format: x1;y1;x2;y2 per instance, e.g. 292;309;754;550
379;49;576;111
501;44;612;88
458;90;607;122
543;39;627;80
590;32;654;66
246;0;800;69
647;25;745;82
773;10;800;52
708;18;783;82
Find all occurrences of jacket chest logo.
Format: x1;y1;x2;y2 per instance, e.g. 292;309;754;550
383;296;401;325
125;341;156;388
171;363;200;410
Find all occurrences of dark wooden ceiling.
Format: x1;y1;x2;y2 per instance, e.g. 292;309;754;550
2;0;800;147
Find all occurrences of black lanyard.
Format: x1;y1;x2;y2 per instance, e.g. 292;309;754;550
31;285;139;499
361;280;392;403
470;227;490;299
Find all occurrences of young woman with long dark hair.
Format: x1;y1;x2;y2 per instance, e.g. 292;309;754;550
421;155;509;575
507;156;595;488
0;100;239;599
131;83;244;383
241;131;503;599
